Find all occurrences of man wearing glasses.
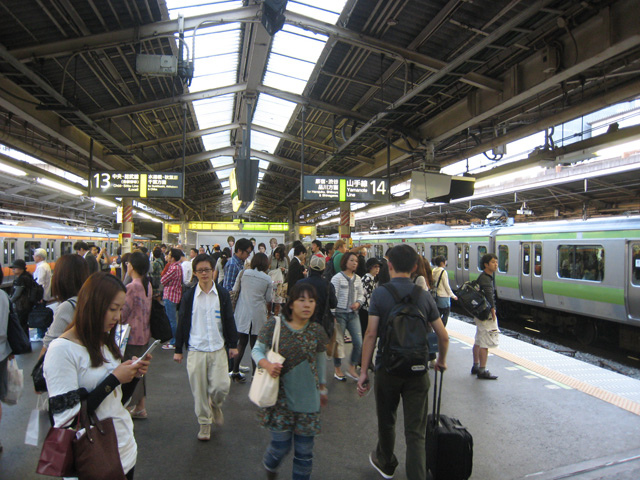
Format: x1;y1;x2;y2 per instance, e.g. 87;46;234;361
174;254;239;441
222;238;253;292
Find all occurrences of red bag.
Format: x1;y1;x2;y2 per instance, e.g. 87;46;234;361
36;426;76;477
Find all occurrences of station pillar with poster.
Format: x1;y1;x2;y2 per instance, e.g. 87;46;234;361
339;204;353;249
121;198;134;255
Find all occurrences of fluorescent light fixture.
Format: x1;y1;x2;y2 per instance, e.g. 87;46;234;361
90;197;117;208
151;217;163;223
37;177;83;196
318;218;339;226
0;162;27;176
135;211;152;219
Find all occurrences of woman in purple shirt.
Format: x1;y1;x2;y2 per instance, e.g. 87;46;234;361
121;251;152;418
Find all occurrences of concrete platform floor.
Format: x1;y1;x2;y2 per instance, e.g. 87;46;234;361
2;316;640;479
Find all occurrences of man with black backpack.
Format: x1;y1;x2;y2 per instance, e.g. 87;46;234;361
357;244;449;480
472;253;501;380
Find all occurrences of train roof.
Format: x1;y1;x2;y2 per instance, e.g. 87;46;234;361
493;216;640;236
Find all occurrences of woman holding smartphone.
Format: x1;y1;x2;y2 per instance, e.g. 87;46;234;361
44;272;150;480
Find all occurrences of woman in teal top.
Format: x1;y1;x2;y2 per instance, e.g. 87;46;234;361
252;282;328;480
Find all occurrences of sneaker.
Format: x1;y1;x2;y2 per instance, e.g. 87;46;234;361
369;451;394;479
231;372;247;384
477;370;498;380
212;407;224;427
470;365;479;375
239;365;251;373
161;344;175;350
334;373;346;382
197;424;211;441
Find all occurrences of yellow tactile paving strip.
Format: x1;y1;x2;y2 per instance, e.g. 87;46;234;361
448;330;640;417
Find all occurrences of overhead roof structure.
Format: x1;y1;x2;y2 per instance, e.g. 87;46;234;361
0;0;639;230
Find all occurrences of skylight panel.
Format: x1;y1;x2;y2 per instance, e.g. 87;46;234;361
211;156;234;168
217;168;234;179
166;0;243;17
202;131;231;150
287;0;347;24
272;26;327;62
220;180;230;188
251;131;280;154
258;160;269;170
253;94;297;132
193;94;234;128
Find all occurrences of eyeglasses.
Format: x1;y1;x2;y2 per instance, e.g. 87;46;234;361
195;268;213;274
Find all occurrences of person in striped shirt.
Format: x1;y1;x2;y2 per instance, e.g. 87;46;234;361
161;248;183;349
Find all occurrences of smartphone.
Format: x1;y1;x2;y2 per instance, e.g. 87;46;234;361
132;339;161;365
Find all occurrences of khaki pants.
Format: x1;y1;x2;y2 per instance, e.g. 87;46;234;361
186;349;230;425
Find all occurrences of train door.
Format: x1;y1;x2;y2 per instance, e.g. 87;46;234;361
3;238;16;266
455;243;469;287
628;242;640;320
46;240;55;260
521;242;543;302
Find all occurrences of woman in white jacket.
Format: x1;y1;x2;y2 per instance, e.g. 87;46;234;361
330;252;364;381
431;255;458;326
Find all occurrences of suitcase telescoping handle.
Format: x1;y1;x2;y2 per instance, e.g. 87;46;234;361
432;369;444;423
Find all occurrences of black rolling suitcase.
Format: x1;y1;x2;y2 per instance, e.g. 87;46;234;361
426;370;473;480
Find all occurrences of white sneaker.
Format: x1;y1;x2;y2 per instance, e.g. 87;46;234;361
239;365;250;373
197;424;211;441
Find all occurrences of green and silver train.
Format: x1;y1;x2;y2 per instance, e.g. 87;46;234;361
341;216;640;352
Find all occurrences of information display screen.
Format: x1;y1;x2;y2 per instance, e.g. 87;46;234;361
90;171;183;198
302;175;388;202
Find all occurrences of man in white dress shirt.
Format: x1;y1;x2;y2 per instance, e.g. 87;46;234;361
33;248;53;339
173;254;239;441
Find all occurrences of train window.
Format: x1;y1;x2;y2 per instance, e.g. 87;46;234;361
60;242;72;256
523;244;531;275
430;245;447;262
464;245;469;270
24;241;42;262
534;244;542;276
457;245;462;270
3;239;16;266
498;245;509;272
633;244;640;286
374;244;383;259
477;246;487;271
558;245;604;281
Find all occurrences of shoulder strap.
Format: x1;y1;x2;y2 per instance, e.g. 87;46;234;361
409;285;423;303
68;299;77;309
382;283;403;304
435;270;445;289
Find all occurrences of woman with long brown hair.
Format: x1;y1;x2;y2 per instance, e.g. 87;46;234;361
44;272;151;479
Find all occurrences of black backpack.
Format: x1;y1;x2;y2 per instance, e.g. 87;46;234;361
456;273;492;320
321;256;336;282
380;284;431;377
28;277;44;306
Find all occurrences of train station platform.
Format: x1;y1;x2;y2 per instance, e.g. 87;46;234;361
2;315;640;479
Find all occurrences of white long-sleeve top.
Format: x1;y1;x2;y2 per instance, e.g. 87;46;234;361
432;266;456;298
330;271;364;313
44;339;137;474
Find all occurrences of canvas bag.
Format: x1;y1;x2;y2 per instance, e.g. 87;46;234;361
3;358;23;405
249;316;286;408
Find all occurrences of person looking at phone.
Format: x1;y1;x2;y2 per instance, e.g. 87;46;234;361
121;251;153;419
44;272;150;480
357;244;448;480
173;254;239;441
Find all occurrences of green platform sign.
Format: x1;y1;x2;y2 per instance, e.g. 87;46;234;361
302;176;388;202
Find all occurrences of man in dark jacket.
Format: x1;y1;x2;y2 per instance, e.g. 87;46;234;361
173;254;239;441
299;255;337;331
286;243;307;291
74;241;99;274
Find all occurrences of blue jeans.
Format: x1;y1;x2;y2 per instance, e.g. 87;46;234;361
263;431;314;480
163;299;178;345
333;311;362;368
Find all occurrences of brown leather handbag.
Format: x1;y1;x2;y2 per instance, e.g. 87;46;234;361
73;400;126;480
